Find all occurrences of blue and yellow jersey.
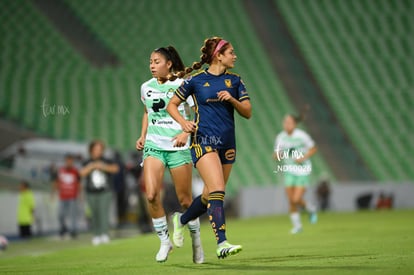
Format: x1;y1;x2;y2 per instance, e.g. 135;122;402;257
176;69;249;149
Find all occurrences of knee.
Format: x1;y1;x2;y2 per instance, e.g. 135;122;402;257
145;191;158;204
290;197;298;204
292;199;302;206
178;196;192;209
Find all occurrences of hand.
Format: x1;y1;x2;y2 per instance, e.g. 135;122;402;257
86;162;98;170
172;132;190;147
136;136;145;151
295;157;306;164
93;161;106;170
181;120;196;133
217;90;233;102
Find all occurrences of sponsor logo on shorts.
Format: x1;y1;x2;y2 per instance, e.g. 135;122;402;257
225;149;236;161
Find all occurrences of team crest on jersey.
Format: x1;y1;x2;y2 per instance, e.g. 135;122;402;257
225;149;236;161
203;82;210;87
224;79;232;88
166;88;175;98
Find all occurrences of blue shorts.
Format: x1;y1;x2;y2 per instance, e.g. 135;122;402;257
190;144;236;166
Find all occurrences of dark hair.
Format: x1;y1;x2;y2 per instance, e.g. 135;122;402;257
154;46;185;82
88;139;105;154
64;153;74;159
21;181;30;189
165;37;230;81
289;104;310;124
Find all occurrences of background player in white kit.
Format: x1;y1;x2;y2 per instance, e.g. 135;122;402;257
136;46;204;263
274;113;318;234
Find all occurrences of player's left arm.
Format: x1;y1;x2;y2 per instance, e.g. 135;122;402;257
217;91;251;119
296;132;317;163
296;146;317;163
218;77;251;119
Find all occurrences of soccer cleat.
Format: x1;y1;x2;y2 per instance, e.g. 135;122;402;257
156;242;173;262
216;242;242;259
100;234;110;244
172;212;185;248
309;212;318;224
290;227;303;234
192;242;205;264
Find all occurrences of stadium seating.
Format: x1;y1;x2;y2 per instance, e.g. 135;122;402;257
0;0;334;195
277;0;414;181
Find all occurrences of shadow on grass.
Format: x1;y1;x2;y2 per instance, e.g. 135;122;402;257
172;253;377;272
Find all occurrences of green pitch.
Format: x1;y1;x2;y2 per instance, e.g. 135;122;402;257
1;210;413;274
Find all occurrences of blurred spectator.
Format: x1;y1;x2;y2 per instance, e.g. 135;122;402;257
113;151;127;227
316;179;331;211
356;193;373;210
127;152;152;233
80;140;119;246
17;181;35;238
51;154;81;239
376;192;393;210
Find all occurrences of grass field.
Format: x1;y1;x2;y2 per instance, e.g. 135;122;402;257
1;210;413;274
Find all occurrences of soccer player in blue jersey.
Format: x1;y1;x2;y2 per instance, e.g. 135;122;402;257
167;37;252;259
136;46;204;263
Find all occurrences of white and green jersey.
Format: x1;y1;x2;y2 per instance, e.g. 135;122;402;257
274;128;315;176
141;78;194;151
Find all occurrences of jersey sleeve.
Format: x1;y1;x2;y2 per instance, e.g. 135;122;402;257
140;83;146;105
302;131;315;150
274;133;281;152
237;77;249;102
185;95;195;108
175;76;194;101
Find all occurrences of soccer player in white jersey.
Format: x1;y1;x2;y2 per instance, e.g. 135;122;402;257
136;46;204;263
274;113;318;234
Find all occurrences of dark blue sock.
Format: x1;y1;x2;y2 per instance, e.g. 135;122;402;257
207;191;227;244
180;195;208;225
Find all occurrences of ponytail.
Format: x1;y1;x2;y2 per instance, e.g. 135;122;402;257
290;104;310;124
165;46;185;72
164;36;230;81
153;46;185;82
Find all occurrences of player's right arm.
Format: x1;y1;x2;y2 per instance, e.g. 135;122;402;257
136;107;148;151
273;134;282;160
167;95;196;133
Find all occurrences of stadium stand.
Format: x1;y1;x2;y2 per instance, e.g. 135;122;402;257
277;0;414;181
1;0;336;195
